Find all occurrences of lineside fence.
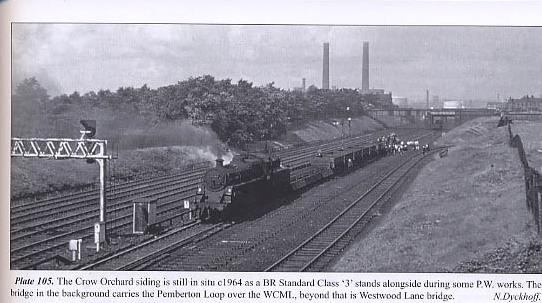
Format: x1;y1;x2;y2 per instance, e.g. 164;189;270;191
507;123;542;234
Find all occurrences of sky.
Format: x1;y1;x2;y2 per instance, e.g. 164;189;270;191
11;24;542;103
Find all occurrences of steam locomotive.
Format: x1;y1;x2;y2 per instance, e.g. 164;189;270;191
194;153;290;220
193;140;388;221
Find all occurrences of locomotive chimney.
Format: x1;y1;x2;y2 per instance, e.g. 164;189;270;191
215;158;224;167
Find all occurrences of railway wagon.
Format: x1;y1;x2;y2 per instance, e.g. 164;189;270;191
194;154;290;220
311;142;383;176
194;140;387;221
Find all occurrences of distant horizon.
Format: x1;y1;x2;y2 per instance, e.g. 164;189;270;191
13;73;540;110
12;24;542;103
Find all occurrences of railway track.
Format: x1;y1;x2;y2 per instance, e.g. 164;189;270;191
277;128;413;167
11;128;415;225
11;167;208;227
10;128;434;269
11;161;211;212
12;129;406;235
10;131;379;227
145;135;439;271
265;147;442;272
11;174;202;236
78;221;230;271
10;173;215;269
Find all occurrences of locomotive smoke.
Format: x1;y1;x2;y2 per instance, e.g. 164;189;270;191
191;145;234;166
115;119;235;162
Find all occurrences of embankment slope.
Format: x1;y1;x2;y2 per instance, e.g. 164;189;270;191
331;117;535;272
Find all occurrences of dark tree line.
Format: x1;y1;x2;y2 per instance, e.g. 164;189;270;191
12;76;394;148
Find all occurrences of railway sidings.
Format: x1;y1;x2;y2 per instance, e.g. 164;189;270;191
10;128;437;270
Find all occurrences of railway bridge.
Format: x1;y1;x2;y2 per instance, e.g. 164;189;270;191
366;108;497;130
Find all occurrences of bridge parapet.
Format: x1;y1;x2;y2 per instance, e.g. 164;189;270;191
366;108;497;129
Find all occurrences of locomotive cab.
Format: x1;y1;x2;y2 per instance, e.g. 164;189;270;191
195;153;284;221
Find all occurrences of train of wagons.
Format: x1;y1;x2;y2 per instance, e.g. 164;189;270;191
192;137;400;221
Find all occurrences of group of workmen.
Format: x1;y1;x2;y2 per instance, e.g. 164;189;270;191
377;133;430;155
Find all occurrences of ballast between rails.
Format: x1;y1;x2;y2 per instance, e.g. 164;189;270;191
10;196;195;269
143;139;442;272
10;129;435;270
115;223;231;271
264;147;444;272
11;176;202;237
193;130;435;221
77;220;202;270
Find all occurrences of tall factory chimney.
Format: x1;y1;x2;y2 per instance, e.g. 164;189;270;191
322;42;330;90
302;78;306;92
426;89;430;109
362;41;369;92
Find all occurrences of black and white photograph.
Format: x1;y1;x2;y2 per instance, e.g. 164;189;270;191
8;22;542;274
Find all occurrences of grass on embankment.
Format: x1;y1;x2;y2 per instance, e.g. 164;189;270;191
292;116;384;143
10;120;229;201
331;117;536;273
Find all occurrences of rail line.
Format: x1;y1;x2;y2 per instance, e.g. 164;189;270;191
78;221;230;271
10;192;197;269
11;133;385;239
11;175;201;236
11;169;207;226
145;136;438;271
11;162;211;212
10;128;433;269
264;147;442;272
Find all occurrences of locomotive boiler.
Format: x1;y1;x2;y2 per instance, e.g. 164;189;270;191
193;137;393;222
194;153;290;221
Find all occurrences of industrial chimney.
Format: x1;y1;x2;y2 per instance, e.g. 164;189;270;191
302;78;306;92
362;41;369;92
322;42;330;90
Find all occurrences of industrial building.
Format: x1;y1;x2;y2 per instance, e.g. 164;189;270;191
392;96;408;108
506;95;542;112
442;101;464;109
486;101;506;111
359;42;393;108
316;40;393;108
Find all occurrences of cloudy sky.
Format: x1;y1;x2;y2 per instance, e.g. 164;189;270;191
11;24;542;103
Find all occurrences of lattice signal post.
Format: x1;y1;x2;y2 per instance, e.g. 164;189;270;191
11;120;112;249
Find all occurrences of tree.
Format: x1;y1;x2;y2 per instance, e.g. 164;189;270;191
12;77;51;136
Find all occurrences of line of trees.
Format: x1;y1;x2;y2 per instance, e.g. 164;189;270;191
12;76;393;148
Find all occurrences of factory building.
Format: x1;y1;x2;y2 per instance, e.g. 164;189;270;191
315;40;393;108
